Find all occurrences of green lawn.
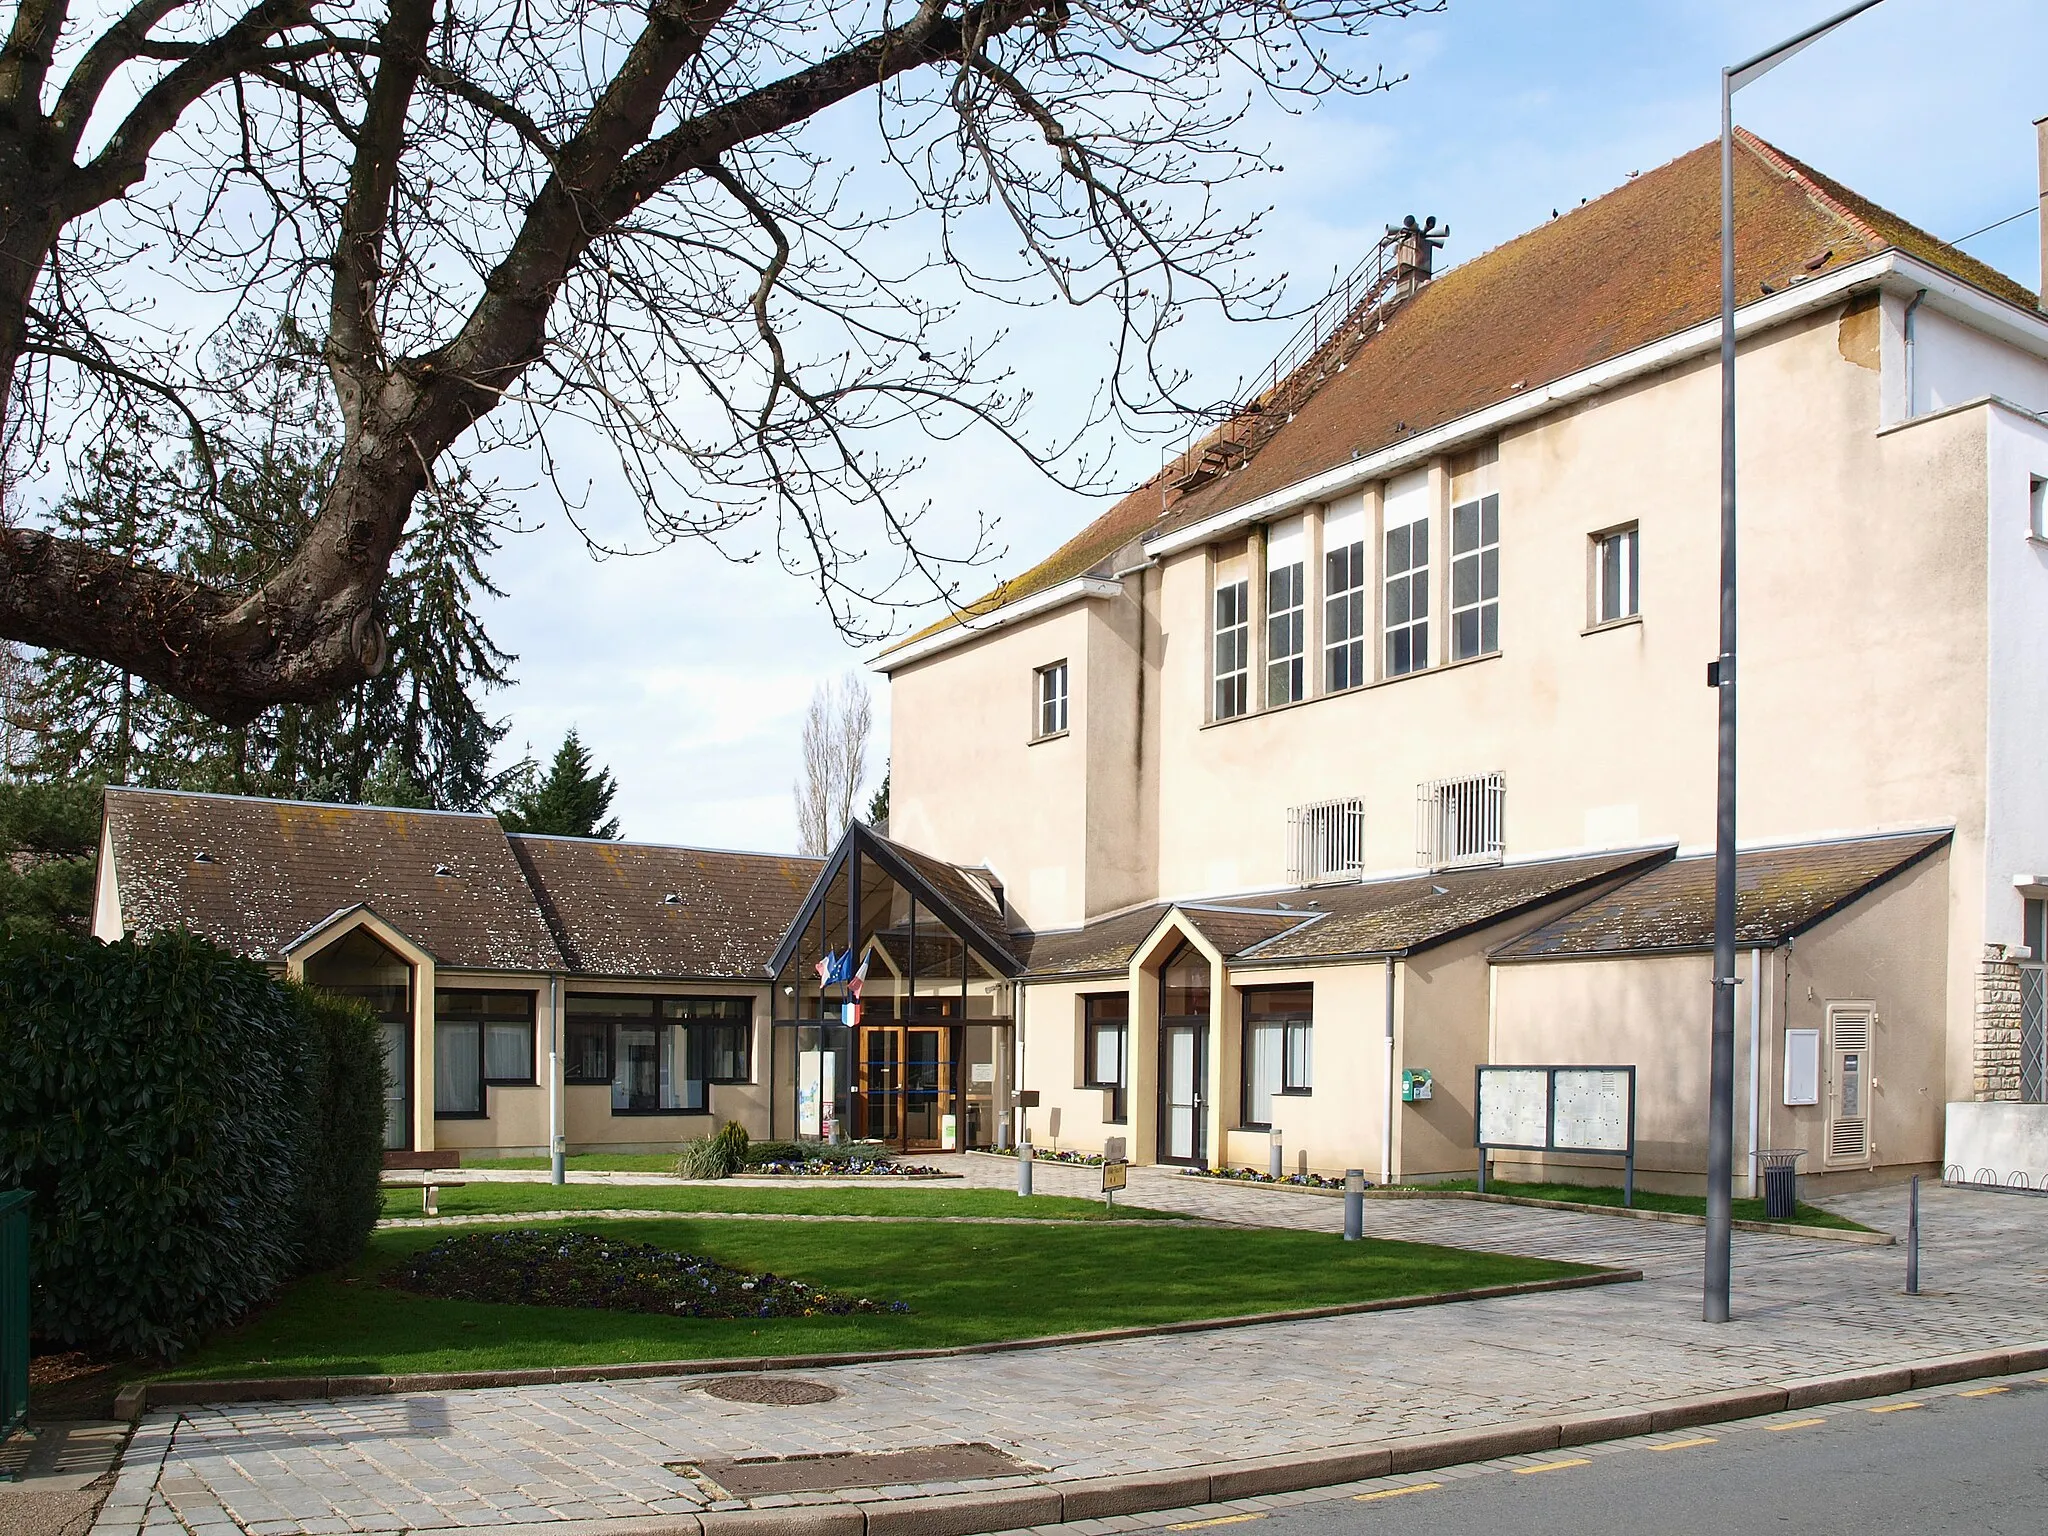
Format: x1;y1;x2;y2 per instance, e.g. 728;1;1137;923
380;1183;1182;1221
1413;1179;1872;1232
159;1216;1599;1381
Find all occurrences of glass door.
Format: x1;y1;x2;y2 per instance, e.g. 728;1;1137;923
1159;1023;1206;1164
858;1027;903;1143
380;1019;409;1151
903;1028;950;1148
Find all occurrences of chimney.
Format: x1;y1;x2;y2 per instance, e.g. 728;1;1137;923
1388;215;1449;300
2037;115;2048;310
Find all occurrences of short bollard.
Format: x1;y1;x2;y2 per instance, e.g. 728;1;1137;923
1343;1168;1365;1241
1269;1131;1284;1181
1017;1142;1034;1198
1906;1174;1920;1295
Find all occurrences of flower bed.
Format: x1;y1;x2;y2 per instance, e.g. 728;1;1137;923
980;1148;1106;1166
388;1229;909;1318
748;1157;948;1177
1186;1166;1360;1190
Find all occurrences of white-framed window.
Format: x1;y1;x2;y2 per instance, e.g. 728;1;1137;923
1449;493;1500;660
1214;553;1250;719
1242;987;1312;1128
1323;500;1368;692
2031;476;2048;540
1288;796;1364;884
1417;771;1505;870
1265;515;1307;706
1383;470;1430;678
1035;660;1069;738
1594;524;1640;624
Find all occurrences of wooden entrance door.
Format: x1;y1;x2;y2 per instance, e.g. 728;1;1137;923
856;1026;953;1150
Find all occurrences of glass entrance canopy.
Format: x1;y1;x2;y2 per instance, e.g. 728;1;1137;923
765;827;1019;1154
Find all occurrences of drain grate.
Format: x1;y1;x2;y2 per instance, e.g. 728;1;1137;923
701;1376;840;1406
679;1442;1030;1498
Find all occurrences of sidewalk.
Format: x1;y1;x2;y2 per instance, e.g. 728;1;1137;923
95;1167;2048;1536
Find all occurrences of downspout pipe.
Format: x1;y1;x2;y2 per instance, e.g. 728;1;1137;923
1902;287;1927;422
549;973;565;1185
1381;957;1398;1186
1746;947;1763;1199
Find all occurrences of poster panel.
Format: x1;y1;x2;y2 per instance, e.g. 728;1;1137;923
1552;1068;1630;1152
1477;1067;1549;1149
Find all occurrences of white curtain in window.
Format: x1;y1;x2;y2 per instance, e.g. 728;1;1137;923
1286;1022;1313;1090
435;1022;482;1114
1092;1025;1124;1086
1247;1022;1284;1126
485;1022;530;1082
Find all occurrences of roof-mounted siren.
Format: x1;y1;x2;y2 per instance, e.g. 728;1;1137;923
1388;215;1448;299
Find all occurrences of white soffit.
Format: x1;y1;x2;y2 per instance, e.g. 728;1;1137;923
1144;250;2048;559
869;575;1123;673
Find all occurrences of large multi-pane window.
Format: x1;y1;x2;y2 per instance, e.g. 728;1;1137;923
1214;556;1251;719
434;989;535;1117
1323;503;1368;692
1082;993;1129;1124
1595;524;1640;624
1242;986;1312;1128
1383;472;1431;678
1035;659;1069;738
564;993;752;1113
1450;493;1500;660
1265;515;1307;707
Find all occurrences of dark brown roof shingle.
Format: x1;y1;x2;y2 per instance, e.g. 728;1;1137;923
104;788;565;971
1491;831;1950;960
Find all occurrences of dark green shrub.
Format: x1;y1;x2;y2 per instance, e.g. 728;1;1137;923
742;1138;888;1167
287;984;388;1274
0;927;306;1359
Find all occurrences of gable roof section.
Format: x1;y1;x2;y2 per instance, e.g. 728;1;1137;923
1491;830;1951;961
903;132;2038;655
103;787;565;971
1017;846;1671;978
508;835;821;980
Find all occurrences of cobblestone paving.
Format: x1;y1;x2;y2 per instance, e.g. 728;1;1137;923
99;1166;2048;1535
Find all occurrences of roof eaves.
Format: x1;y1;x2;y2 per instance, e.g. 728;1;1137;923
870;575;1123;674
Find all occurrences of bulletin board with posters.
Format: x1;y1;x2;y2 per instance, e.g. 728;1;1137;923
1475;1065;1636;1205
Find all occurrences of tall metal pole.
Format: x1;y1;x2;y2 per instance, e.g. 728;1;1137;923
1706;66;1739;1326
1708;0;1887;1326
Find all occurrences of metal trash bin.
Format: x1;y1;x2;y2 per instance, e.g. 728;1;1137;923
1758;1150;1804;1220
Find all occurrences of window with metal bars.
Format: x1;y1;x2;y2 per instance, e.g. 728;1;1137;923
1288;797;1364;884
1416;772;1505;870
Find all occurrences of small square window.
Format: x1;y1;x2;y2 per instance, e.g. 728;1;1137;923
1035;660;1069;738
1594;525;1640;625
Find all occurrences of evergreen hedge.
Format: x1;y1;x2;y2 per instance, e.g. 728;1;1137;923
0;927;387;1359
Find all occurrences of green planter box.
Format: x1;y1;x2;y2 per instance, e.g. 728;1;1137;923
0;1189;27;1442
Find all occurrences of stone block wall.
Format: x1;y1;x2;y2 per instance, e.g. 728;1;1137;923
1975;944;2022;1101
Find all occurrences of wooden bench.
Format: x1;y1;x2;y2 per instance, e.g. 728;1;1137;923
381;1151;466;1214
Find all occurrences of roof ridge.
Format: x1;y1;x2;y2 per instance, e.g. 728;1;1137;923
509;831;820;862
107;784;499;820
1733;126;1887;254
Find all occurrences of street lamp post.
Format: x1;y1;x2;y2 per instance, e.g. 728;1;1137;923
1707;0;1887;1325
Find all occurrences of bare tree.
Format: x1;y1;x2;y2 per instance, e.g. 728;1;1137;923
794;671;871;856
0;0;1425;724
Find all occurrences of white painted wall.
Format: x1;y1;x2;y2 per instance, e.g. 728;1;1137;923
1983;403;2048;956
1910;302;2048;420
1945;1102;2048;1186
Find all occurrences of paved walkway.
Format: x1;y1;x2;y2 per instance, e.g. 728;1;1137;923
96;1164;2048;1536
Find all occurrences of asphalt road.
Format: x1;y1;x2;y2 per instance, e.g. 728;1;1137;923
1153;1377;2048;1536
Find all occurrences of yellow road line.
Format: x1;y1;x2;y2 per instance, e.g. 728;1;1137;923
1868;1402;1922;1414
1168;1517;1265;1530
1959;1386;2009;1398
1768;1418;1828;1431
1515;1458;1593;1475
1648;1436;1718;1451
1355;1483;1442;1502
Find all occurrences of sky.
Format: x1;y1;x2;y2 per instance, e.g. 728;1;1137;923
479;0;2048;854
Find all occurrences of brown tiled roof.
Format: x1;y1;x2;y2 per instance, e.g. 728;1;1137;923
1017;848;1670;977
510;836;821;980
104;788;565;971
869;831;1018;966
920;132;2036;641
1490;831;1950;961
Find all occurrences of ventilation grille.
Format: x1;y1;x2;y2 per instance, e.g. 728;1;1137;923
1831;1013;1871;1051
1829;1117;1869;1162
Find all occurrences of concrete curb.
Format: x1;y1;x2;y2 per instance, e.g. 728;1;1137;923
112;1269;1637;1418
362;1343;2048;1536
1178;1177;1895;1245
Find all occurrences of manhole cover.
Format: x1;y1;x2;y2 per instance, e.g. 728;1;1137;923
702;1375;840;1405
681;1443;1029;1497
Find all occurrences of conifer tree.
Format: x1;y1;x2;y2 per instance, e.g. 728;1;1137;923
499;730;622;839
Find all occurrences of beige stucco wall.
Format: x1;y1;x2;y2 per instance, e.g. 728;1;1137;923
1487;848;1950;1193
